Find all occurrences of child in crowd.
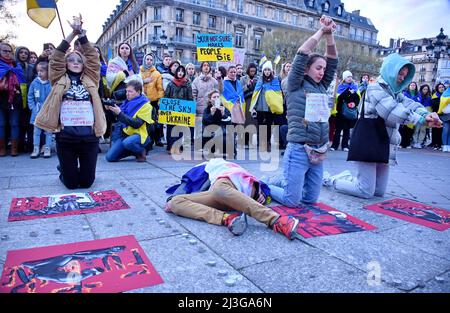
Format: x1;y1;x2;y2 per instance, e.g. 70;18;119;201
27;61;52;158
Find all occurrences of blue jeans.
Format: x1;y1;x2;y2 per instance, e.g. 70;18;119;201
442;121;450;146
268;142;323;206
33;126;52;147
105;134;149;162
0;107;20;140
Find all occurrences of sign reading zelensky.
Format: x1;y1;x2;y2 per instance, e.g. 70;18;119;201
196;34;234;62
158;98;196;127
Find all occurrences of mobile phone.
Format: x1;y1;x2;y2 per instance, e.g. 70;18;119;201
214;99;221;108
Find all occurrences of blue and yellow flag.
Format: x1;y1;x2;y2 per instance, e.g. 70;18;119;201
274;53;281;65
438;87;450;114
27;0;58;28
259;54;267;67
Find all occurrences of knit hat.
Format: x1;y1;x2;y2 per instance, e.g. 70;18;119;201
342;70;353;80
262;61;273;72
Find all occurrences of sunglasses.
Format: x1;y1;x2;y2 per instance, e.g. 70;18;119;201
67;57;83;63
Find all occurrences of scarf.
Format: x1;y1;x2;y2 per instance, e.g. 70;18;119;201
172;77;188;87
141;53;155;70
0;57;25;104
337;82;358;94
120;94;149;118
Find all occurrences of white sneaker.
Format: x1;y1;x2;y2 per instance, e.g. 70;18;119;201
43;146;51;158
343;148;349;152
30;146;40;159
323;170;352;187
329;147;335;151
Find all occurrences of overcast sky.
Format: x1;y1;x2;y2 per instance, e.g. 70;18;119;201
3;0;450;53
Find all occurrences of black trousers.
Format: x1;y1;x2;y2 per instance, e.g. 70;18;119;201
332;117;354;150
56;136;99;189
256;111;275;148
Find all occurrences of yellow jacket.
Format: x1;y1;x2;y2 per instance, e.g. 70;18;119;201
140;66;164;102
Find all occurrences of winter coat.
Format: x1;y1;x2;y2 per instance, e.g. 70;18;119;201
192;73;218;115
286;52;338;145
140;66;164;102
27;77;51;124
34;36;106;137
164;80;193;101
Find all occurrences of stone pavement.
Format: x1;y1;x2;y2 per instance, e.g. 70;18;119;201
0;144;449;293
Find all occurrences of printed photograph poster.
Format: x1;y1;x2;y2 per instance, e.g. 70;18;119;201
60;100;94;126
272;203;376;238
0;235;163;293
158;98;196;127
364;198;450;231
8;190;130;222
196;33;234;62
304;93;330;122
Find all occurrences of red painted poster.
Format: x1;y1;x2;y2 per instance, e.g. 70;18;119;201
364;198;450;231
0;236;163;293
272;203;376;238
8;190;130;222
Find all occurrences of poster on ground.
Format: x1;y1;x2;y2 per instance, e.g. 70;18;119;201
272;203;376;238
0;236;163;293
158;98;196;127
364;198;450;231
197;33;234;62
8;190;130;222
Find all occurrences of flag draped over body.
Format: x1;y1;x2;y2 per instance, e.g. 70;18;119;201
27;0;58;28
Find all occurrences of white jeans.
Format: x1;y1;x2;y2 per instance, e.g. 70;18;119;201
334;161;389;199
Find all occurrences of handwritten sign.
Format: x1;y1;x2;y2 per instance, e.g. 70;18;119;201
196;34;234;62
60;100;94;126
304;93;330;122
217;47;246;68
158;98;196;127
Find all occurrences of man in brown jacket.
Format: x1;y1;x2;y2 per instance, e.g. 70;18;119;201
35;20;106;189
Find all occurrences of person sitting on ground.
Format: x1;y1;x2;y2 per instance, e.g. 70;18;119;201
105;80;154;162
165;158;300;240
323;53;442;199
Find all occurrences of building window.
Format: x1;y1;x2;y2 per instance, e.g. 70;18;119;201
175;49;183;60
254;33;262;50
208;15;216;28
308;17;314;29
276;9;283;22
292;14;298;26
175;27;184;41
308;0;315;8
176;8;184;22
337;5;342;16
193;12;201;25
154;26;161;37
256;4;263;17
237;0;243;13
154;7;161;21
235;29;244;47
192;52;197;61
323;1;329;12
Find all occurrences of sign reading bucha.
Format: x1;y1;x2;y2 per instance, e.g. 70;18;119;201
197;34;233;62
158;98;196;127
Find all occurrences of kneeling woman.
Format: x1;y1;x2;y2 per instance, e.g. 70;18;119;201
105;80;154;162
35;23;106;189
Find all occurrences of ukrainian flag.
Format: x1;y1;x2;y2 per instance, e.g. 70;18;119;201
259;54;267;67
27;0;58;28
274;53;281;65
437;87;450;114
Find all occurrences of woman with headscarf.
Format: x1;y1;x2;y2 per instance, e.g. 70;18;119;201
140;53;164;146
323;53;442;199
106;42;141;101
0;42;25;156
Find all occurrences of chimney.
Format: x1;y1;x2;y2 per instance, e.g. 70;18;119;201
352;10;360;16
389;39;394;48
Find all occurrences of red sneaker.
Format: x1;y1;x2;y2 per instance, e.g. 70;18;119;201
273;215;299;240
223;213;248;236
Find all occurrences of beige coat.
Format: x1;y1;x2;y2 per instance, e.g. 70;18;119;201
35;40;106;137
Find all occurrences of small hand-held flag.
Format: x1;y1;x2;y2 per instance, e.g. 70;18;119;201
27;0;65;37
274;53;281;65
259;53;268;67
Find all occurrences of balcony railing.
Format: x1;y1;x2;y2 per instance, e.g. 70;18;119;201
349;34;377;45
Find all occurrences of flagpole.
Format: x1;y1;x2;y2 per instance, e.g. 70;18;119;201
55;2;65;38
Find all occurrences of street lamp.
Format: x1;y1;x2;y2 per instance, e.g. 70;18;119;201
426;28;450;84
150;36;158;55
167;37;175;57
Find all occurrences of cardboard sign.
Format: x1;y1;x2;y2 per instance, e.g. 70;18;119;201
8;190;130;222
304;93;330;122
0;236;163;293
364;198;450;231
196;34;233;62
158;98;196;127
217;47;246;68
60;100;94;126
272;203;376;238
